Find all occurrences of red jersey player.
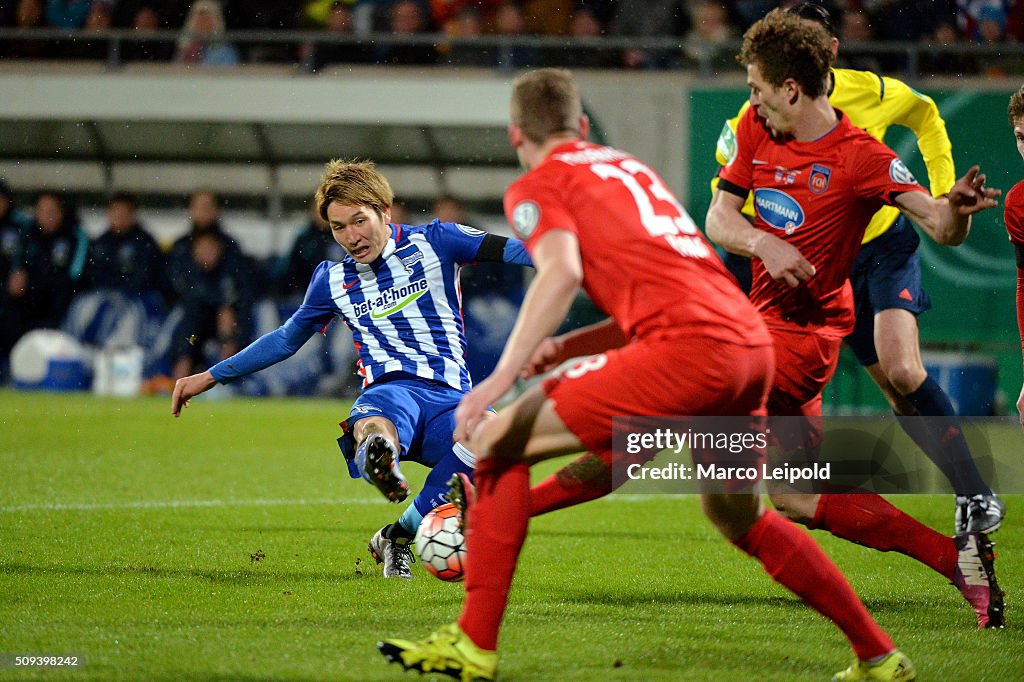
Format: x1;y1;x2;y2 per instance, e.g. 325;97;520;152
1005;84;1024;428
706;10;1004;642
379;67;916;681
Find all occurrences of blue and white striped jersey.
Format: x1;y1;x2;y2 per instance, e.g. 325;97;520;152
207;219;530;390
293;220;503;391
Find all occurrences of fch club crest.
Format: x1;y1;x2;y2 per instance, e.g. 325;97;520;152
809;164;832;194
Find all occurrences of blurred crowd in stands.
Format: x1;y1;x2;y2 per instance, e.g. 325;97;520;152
0;0;1022;73
0;179;535;394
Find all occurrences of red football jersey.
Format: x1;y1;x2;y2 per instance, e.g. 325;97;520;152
505;141;769;347
718;107;928;336
1004;179;1024;245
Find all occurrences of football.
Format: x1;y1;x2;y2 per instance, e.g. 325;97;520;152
414;503;467;582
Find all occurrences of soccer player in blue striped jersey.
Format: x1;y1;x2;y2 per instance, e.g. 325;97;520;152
172;160;532;579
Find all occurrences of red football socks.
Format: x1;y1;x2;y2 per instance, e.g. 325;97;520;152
810;493;956;580
458;456;530;651
734;509;895;661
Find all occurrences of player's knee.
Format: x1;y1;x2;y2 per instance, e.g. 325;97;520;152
463;415;508;462
882;360;926;396
355;416;398;444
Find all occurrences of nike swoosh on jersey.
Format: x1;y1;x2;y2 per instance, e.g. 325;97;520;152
752;159;768;165
343;279;359;290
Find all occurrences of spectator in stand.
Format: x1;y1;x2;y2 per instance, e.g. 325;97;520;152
276;203;346;299
222;0;298;62
840;7;873;43
0;180;30;376
521;0;575;36
835;8;883;72
981;5;1011;42
168;230;254;379
920;19;978;75
114;0;187;28
441;6;497;67
122;4;175;62
376;0;437;64
688;0;733;41
62;192;169;350
430;0;502;32
88;192;168;301
5;0;51;59
175;0;240;66
65;0;115;60
974;6;1015;76
305;0;375;70
491;1;540;69
84;0;112;29
862;0;957;42
168;190;245;301
0;181;29;287
151;190;254;386
684;1;735;70
9;191;90;332
45;0;91;28
300;0;340;27
552;6;619;68
611;0;689;69
957;0;1010;41
350;0;391;35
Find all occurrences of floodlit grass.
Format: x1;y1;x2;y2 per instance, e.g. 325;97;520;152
0;390;1021;680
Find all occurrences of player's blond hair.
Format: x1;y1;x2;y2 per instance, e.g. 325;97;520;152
510;68;582;146
738;9;834;100
1009;85;1024;126
314;160;395;221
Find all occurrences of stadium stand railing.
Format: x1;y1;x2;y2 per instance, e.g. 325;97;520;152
1;28;1023;79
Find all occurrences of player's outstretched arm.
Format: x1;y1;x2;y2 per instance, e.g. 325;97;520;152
706;189;815;288
896;166;1001;246
170;319;316;417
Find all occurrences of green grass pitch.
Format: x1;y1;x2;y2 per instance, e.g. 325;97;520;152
0;390;1021;680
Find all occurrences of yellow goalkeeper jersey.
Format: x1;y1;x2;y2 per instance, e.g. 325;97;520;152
712;68;955;245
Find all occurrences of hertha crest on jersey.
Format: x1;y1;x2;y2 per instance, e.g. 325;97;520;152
809;164;831;194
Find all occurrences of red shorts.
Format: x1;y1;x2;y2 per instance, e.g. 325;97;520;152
765;318;842;418
542;335;773;458
764;318;842;451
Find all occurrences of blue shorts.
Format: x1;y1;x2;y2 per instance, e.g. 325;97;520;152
344;373;476;516
845;216;932;366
